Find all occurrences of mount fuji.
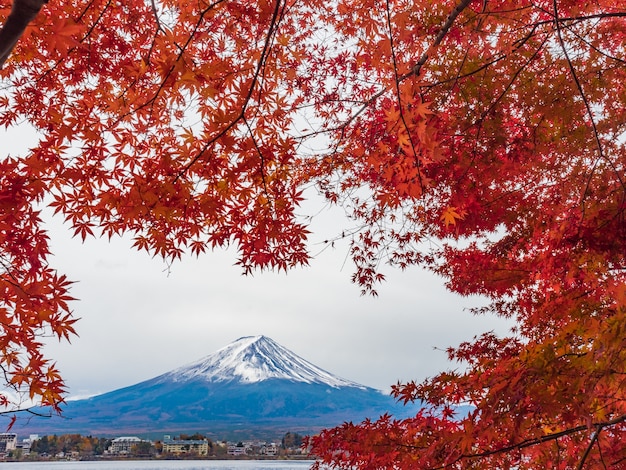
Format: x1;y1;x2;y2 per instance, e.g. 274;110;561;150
18;336;421;439
157;335;366;387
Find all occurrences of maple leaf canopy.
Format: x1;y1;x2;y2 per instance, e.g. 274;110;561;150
0;0;625;466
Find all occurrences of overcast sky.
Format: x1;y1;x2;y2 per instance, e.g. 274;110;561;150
6;127;513;402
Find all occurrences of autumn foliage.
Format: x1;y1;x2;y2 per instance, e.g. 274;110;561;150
0;0;625;466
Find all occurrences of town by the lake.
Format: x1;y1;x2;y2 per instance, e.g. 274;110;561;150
0;431;310;462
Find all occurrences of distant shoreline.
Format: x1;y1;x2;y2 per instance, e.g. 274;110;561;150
2;456;316;463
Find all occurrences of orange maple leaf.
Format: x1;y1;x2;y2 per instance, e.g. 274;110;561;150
440;206;465;227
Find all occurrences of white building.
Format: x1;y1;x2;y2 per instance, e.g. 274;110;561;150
260;442;278;456
227;443;246;456
0;433;17;454
109;436;148;454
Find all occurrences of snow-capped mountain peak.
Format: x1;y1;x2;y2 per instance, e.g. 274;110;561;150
160;335;365;388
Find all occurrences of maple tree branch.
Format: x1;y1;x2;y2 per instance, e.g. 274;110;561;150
0;0;48;69
321;414;626;470
176;0;285;179
319;0;475;138
243;116;270;197
430;22;543;92
443;29;547;187
552;0;626;219
569;28;626;66
145;0;168;63
576;426;601;470
35;0;113;83
143;0;229;116
150;0;163;32
535;11;626;28
385;0;425;193
0;257;34;300
0;392;56;419
110;0;227;123
405;0;475;80
433;414;626;470
475;34;548;125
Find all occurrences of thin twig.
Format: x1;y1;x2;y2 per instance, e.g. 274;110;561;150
384;0;424;193
576;427;601;470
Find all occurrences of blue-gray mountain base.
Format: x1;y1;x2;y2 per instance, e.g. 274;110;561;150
16;336;421;439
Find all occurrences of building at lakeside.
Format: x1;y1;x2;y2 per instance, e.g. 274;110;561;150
226;440;278;456
0;433;17;455
260;442;278;456
108;436;152;455
162;436;209;456
16;434;39;456
227;442;247;456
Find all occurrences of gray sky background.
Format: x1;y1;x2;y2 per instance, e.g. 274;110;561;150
6;127;513;401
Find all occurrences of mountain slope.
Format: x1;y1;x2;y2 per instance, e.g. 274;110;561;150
18;336;420;438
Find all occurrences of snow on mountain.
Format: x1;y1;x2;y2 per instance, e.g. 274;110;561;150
158;335;366;388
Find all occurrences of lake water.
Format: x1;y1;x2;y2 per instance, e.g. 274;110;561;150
0;460;317;469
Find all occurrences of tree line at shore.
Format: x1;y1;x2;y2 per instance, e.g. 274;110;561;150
5;432;305;461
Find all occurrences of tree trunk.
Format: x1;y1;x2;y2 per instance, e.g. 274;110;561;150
0;0;48;69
